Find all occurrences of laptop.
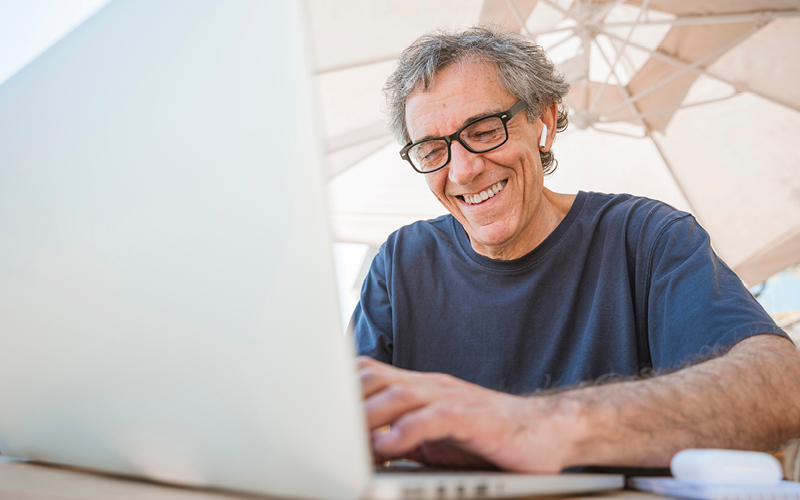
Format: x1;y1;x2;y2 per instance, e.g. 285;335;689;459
0;0;624;498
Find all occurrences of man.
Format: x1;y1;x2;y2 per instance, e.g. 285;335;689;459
351;26;800;472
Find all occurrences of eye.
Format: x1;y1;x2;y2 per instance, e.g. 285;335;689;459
412;140;448;167
463;118;504;144
417;142;444;159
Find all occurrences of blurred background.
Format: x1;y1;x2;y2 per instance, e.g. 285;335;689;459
2;0;798;338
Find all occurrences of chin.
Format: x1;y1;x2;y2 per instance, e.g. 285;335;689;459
471;229;514;250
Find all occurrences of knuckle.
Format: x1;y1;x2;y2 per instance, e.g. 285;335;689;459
358;368;379;383
391;415;425;439
428;404;455;421
356;355;377;368
429;372;458;387
385;384;418;404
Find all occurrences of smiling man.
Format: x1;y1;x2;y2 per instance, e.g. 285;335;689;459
350;26;800;472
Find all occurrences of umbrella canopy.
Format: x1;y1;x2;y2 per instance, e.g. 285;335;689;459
308;0;800;286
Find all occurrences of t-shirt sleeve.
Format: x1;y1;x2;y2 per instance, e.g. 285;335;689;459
644;213;786;371
350;244;394;364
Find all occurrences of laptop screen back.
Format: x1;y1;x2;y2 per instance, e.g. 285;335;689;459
0;0;371;498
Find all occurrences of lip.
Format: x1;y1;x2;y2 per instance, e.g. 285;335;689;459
456;179;508;207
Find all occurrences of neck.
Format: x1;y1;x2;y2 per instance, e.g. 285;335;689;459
471;188;576;261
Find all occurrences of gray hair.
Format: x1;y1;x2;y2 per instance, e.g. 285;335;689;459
384;25;569;174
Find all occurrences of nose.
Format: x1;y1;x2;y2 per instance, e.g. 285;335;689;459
447;141;485;186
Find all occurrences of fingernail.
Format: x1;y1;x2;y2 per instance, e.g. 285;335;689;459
373;428;398;450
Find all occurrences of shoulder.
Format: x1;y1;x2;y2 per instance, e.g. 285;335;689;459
581;191;689;225
365;214;461;282
579;191;695;247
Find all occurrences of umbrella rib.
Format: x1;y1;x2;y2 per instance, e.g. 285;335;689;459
582;35;592;110
592;39;700;220
588;0;651;115
602;30;800;115
597;25;760;118
542;31;578;52
732;221;800;286
743;92;800;115
647;132;701;220
589;0;628;26
538;0;571;18
597;93;739;124
325;138;395;182
528;25;576;38
325;123;392;154
592;38;650;139
591;35;648;131
589;126;646;139
602;30;741;78
603;10;800;29
503;0;534;38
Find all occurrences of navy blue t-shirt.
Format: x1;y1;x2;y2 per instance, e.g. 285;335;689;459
352;192;784;394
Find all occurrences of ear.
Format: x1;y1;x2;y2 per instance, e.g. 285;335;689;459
538;102;558;152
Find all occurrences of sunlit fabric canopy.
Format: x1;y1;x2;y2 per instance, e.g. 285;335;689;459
307;0;800;286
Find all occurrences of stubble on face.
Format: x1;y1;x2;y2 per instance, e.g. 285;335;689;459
405;60;572;260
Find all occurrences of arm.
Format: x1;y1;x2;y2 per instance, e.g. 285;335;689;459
359;334;800;472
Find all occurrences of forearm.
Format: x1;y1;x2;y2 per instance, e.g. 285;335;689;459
546;334;800;469
358;335;800;473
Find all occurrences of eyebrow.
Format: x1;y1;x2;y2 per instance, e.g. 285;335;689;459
414;106;508;142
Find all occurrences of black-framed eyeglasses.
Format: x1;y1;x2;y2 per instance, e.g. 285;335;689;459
400;100;527;174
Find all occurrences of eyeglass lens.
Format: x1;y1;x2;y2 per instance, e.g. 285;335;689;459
409;116;507;172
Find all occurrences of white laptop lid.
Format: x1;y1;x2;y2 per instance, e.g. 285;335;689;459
0;0;372;498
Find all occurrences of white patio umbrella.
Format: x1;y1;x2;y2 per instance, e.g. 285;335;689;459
308;0;800;286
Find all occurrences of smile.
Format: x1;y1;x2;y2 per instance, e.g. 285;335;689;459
462;180;508;205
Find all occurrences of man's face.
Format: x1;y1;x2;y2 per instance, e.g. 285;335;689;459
405;60;550;260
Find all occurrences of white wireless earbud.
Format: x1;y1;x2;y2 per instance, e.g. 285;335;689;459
539;124;548;149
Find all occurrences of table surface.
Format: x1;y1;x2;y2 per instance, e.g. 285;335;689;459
0;460;672;500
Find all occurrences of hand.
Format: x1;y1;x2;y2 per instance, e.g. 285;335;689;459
357;356;581;472
358;336;800;471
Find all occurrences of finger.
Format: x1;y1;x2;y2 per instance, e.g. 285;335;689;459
358;358;419;398
372;403;462;458
357;356;409;374
371;443;429;465
364;382;435;429
358;366;396;398
416;441;497;469
356;355;384;370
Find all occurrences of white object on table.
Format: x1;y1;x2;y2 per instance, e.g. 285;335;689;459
671;449;783;485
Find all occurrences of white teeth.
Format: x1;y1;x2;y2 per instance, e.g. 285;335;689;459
463;180;507;205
